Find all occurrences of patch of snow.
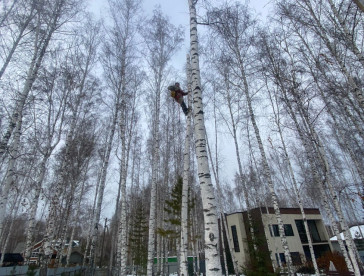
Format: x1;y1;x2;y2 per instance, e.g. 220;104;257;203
330;225;364;241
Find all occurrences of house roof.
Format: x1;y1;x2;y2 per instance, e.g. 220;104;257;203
330;225;364;241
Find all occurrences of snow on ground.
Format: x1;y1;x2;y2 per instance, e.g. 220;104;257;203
330;225;364;241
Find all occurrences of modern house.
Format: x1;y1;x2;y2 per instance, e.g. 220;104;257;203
223;207;332;273
25;240;83;266
330;225;364;262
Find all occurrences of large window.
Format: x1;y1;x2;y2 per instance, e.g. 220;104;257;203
290;252;302;265
295;220;308;243
270;224;294;237
303;244;331;260
275;252;301;266
295;220;322;243
275;253;286;266
308;220;321;242
284;224;294;236
231;225;240;252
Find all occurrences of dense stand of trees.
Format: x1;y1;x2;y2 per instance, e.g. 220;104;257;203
0;0;363;275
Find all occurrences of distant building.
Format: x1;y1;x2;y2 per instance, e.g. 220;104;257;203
330;225;364;262
24;240;82;266
223;207;332;273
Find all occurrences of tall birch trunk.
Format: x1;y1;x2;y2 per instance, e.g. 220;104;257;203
221;72;258;263
0;2;65;158
0;113;22;239
0;195;20;267
43;84;83;265
310;127;362;275
24;155;49;264
240;67;294;276
146;86;161;276
187;1;222;274
66;166;88;267
89;106;118;273
279;86;355;272
326;0;364;69
180;54;192;276
0;5;35;80
267;87;320;275
206;134;238;275
117;103;130;275
294;1;364;109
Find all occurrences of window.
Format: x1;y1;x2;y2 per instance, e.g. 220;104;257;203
270;224;294;237
231;225;240;252
290;252;302;265
284;224;294;236
275;253;286;267
279;253;286;265
303;244;331;259
308;220;321;242
271;224;280;237
295;220;308;243
295;220;322;243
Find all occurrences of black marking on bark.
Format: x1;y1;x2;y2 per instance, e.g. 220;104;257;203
209;233;215;242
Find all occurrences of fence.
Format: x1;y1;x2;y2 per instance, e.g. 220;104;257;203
0;265;85;276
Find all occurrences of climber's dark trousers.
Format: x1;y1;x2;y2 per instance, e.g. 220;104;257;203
181;101;188;115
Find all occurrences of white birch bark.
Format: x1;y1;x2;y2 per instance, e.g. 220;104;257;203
206;135;239;275
144;7;183;274
24;72;68;264
311;129;362;275
24;155;49;264
280;88;355;273
0;194;20;267
326;0;364;69
43;73;87;266
180;54;192;276
117;105;129;275
285;61;362;272
241;65;294;276
219;73;259;264
89;108;118;273
267;88;320;275
188;1;222;274
0;4;35;80
66;166;88;267
0;1;68;159
293;1;364;109
146;89;161;276
0;0;19;27
0;113;22;239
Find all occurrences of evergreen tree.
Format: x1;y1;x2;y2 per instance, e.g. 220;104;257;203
129;203;149;275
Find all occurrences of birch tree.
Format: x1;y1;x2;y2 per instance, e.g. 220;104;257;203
43;17;101;265
24;54;71;263
0;0;83;159
98;0;142;274
180;55;192;276
142;8;183;275
188;0;222;274
208;3;294;274
0;0;36;80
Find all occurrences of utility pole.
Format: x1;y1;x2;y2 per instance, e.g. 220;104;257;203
99;218;108;268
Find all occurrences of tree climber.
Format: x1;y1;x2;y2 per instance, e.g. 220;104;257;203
168;82;191;116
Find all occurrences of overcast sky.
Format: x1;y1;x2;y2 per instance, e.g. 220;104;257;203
86;0;273;217
87;0;273;72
